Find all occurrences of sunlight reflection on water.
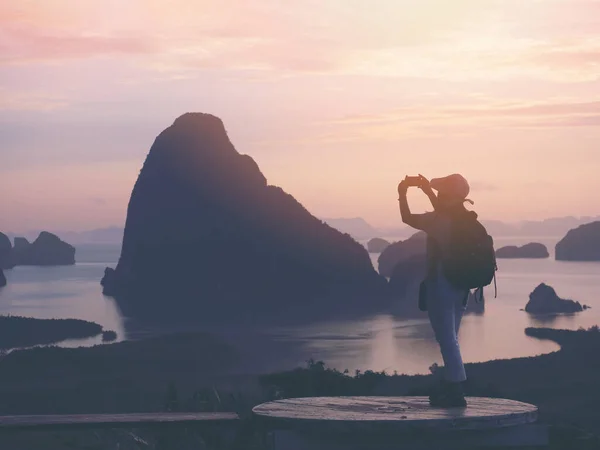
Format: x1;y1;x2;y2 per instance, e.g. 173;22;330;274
0;238;599;375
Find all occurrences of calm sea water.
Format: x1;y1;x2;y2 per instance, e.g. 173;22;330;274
1;238;599;375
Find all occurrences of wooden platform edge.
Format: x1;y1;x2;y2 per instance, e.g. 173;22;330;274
252;396;540;433
0;412;240;432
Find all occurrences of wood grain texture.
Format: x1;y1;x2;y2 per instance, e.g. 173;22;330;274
253;397;538;433
0;412;239;431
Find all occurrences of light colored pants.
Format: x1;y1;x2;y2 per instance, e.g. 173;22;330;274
426;268;468;383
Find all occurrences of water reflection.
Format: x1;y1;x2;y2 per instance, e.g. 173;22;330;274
527;312;578;327
270;309;563;375
367;315;400;373
0;265;127;347
2;244;600;376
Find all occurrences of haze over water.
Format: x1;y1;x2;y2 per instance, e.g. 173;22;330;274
2;236;599;375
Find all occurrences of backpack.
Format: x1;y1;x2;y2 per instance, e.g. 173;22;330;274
440;211;497;300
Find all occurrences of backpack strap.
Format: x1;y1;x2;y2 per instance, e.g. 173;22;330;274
478;271;498;302
493;272;498;298
474;272;498;304
475;286;484;303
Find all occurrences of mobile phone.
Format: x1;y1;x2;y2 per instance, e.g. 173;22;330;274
404;176;421;186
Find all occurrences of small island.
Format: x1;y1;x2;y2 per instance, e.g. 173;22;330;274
102;330;118;342
11;232;76;266
525;283;589;314
378;231;426;278
496;243;549;259
0;316;104;349
367;238;391;253
555;221;600;261
0;232;76;267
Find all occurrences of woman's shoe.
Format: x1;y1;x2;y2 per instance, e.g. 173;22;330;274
429;381;467;408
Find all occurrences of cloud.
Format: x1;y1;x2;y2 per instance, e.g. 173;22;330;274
526;115;600;128
532;48;600;68
485;41;600;82
0;88;68;111
436;100;600;120
332;99;600;123
0;26;158;65
143;36;345;74
319;99;600;141
8;0;592;80
502;0;600;40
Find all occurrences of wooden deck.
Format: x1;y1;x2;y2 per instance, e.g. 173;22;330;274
253;396;547;449
0;412;239;432
0;397;547;448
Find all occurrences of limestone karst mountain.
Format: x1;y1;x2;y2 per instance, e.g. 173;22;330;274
102;113;389;325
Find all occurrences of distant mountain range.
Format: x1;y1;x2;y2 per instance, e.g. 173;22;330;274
482;216;600;237
6;215;600;245
323;216;600;241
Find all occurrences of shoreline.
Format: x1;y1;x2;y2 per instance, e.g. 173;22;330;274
0;326;586;405
0;315;106;350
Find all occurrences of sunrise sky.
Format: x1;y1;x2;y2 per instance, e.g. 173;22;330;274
2;0;600;232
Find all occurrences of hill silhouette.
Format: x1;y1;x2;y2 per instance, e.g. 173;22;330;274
102;113;389;325
0;232;75;267
555;221;600;261
495;242;549;259
0;232;14;269
13;232;75;266
378;231;427;278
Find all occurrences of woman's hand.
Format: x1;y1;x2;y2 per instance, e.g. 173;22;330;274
417;174;433;193
418;174;438;210
397;179;409;195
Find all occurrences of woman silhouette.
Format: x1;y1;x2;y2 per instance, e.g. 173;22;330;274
397;173;474;408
